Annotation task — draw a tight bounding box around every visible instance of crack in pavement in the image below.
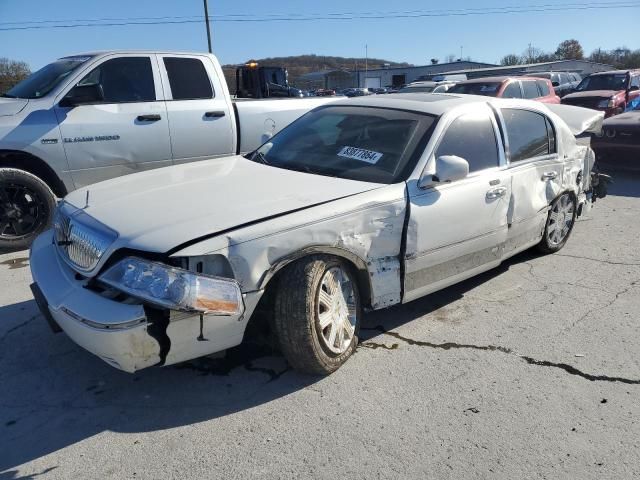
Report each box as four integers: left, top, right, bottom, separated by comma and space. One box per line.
360, 326, 640, 385
554, 253, 640, 267
0, 314, 39, 346
563, 278, 640, 332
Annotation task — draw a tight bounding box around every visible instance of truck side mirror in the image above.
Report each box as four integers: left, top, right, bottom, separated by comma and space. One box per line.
60, 84, 104, 107
419, 155, 470, 188
551, 81, 560, 87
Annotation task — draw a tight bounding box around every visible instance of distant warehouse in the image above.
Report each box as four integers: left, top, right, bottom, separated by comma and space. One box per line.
359, 59, 614, 88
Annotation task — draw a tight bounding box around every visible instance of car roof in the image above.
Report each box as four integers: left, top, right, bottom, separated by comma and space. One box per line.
329, 93, 550, 116
455, 76, 544, 84
590, 69, 640, 76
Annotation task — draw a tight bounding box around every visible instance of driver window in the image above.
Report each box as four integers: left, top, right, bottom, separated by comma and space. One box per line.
76, 57, 155, 103
435, 113, 499, 173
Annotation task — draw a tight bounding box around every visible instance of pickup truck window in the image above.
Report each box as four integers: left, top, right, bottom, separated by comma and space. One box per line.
163, 57, 214, 100
502, 108, 555, 162
435, 112, 499, 172
250, 106, 435, 184
77, 57, 155, 103
4, 56, 91, 99
576, 74, 628, 92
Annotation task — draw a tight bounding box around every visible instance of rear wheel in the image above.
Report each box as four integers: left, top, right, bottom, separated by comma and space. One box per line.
536, 192, 576, 254
0, 168, 56, 250
274, 255, 361, 375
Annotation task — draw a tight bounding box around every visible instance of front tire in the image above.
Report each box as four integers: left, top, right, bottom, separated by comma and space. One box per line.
274, 255, 361, 375
536, 192, 577, 254
0, 168, 56, 250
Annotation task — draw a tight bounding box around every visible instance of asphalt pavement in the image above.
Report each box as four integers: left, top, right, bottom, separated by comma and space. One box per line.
1, 173, 639, 479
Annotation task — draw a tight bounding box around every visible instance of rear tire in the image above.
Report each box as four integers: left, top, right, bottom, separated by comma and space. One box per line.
0, 168, 56, 250
536, 192, 576, 254
273, 255, 361, 375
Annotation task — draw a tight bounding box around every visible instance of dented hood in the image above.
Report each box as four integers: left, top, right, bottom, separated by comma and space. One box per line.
0, 97, 28, 116
64, 155, 383, 253
562, 89, 620, 101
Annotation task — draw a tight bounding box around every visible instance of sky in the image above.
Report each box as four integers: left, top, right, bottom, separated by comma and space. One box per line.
1, 0, 639, 70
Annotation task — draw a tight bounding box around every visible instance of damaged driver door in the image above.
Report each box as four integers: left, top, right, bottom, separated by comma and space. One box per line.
403, 107, 511, 302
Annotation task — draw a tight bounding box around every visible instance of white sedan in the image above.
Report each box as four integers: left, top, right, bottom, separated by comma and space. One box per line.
30, 94, 606, 375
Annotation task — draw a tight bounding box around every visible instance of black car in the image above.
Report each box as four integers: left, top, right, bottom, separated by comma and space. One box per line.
525, 71, 581, 97
592, 102, 640, 170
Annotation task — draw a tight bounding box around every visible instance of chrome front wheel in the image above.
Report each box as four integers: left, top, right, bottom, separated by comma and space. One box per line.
316, 267, 358, 355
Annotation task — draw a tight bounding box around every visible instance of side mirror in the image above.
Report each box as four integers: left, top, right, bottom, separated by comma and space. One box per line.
60, 84, 103, 107
551, 81, 560, 87
420, 155, 469, 188
629, 85, 639, 92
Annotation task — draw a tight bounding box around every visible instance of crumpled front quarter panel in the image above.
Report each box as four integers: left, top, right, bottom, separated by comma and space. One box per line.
173, 184, 407, 310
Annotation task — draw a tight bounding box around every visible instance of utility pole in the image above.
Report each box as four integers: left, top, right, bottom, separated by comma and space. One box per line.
203, 0, 212, 53
365, 44, 368, 75
460, 46, 463, 61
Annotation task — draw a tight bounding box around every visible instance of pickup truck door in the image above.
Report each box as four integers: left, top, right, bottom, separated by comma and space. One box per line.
157, 54, 235, 164
54, 54, 172, 188
403, 108, 511, 303
499, 107, 564, 257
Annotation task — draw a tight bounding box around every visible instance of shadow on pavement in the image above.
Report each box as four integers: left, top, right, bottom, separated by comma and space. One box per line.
597, 166, 640, 199
0, 248, 536, 473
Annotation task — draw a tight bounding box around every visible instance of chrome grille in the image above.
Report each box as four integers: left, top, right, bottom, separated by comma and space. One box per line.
54, 202, 117, 272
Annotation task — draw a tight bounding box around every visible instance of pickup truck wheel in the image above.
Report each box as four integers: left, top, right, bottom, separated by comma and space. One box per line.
274, 256, 361, 375
0, 168, 56, 250
536, 192, 576, 254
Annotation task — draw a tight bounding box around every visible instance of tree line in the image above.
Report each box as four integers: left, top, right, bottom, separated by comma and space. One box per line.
501, 39, 640, 69
0, 58, 30, 94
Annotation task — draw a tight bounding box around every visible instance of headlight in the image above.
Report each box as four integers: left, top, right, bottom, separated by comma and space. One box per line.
99, 257, 244, 316
597, 99, 615, 108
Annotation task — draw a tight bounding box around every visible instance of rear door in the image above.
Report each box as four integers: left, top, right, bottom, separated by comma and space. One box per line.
158, 54, 235, 164
403, 107, 511, 302
56, 54, 172, 188
499, 107, 563, 257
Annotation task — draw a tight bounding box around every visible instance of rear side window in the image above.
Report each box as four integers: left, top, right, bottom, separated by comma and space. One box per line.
78, 57, 155, 103
559, 73, 569, 84
536, 80, 550, 96
502, 108, 555, 162
435, 112, 499, 173
522, 81, 540, 99
502, 82, 522, 98
164, 57, 214, 100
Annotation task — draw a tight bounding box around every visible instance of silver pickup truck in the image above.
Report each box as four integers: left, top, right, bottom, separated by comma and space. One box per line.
0, 50, 337, 249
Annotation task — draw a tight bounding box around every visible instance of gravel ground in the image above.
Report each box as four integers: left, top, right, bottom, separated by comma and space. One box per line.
1, 173, 639, 480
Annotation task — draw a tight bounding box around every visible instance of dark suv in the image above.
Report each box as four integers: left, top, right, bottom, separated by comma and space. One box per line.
561, 70, 640, 117
525, 71, 581, 97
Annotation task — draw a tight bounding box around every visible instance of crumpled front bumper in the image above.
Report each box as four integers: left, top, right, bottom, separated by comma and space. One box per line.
29, 230, 261, 373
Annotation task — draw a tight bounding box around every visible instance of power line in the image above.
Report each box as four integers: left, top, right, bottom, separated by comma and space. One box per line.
0, 1, 636, 25
1, 2, 639, 31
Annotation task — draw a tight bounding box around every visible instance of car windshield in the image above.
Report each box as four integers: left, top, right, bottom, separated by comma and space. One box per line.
448, 82, 501, 96
575, 73, 628, 92
4, 56, 92, 99
399, 86, 435, 93
248, 106, 436, 184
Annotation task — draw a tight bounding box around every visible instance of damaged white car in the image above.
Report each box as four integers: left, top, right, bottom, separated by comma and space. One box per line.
29, 94, 607, 375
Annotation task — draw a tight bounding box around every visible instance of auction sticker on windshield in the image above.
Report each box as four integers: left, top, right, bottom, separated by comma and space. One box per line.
338, 146, 383, 164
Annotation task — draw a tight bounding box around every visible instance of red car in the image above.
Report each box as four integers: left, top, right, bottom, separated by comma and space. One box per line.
561, 69, 640, 118
447, 76, 561, 103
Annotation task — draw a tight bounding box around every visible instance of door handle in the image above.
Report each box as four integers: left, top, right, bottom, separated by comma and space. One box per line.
137, 114, 161, 122
486, 186, 508, 200
541, 171, 558, 180
205, 111, 226, 118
